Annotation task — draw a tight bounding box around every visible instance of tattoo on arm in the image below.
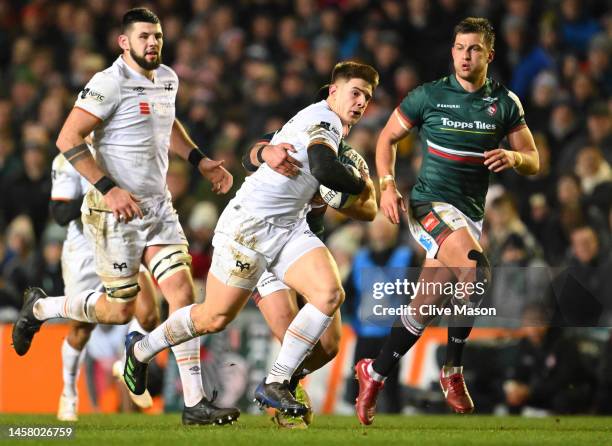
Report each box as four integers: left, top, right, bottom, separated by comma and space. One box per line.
63, 143, 91, 165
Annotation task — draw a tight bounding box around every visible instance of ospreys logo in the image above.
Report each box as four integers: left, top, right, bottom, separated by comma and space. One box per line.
235, 260, 250, 272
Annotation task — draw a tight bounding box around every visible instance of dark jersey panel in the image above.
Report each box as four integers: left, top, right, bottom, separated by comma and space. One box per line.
399, 75, 526, 220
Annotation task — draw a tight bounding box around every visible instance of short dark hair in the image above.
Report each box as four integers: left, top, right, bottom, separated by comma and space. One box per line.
331, 61, 379, 89
122, 8, 160, 33
454, 17, 495, 50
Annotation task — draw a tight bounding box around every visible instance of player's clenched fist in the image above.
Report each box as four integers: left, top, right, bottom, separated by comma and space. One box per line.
103, 186, 143, 222
198, 158, 233, 194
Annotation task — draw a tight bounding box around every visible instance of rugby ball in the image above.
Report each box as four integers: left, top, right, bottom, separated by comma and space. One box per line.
319, 164, 360, 209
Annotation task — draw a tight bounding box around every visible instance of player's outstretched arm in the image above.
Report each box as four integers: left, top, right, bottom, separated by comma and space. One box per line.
338, 176, 377, 221
376, 111, 410, 224
56, 107, 143, 222
483, 126, 539, 175
170, 119, 233, 194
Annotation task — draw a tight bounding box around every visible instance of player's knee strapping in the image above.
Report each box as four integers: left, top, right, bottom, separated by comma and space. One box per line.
104, 275, 140, 302
149, 245, 192, 283
454, 250, 491, 308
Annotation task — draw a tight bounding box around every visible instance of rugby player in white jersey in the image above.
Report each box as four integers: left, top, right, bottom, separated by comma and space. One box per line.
50, 152, 158, 421
118, 61, 379, 416
242, 124, 377, 427
12, 8, 237, 425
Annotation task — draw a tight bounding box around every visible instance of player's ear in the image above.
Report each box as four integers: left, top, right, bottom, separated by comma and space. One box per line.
488, 48, 495, 63
118, 34, 129, 51
328, 83, 338, 97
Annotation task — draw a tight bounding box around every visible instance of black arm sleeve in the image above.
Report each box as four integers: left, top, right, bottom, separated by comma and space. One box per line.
308, 144, 366, 195
49, 198, 83, 226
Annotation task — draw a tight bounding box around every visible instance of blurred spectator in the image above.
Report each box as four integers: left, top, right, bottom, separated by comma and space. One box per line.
187, 201, 218, 283
487, 233, 549, 327
538, 173, 608, 265
575, 146, 612, 218
557, 0, 601, 56
1, 142, 51, 238
485, 193, 541, 266
37, 223, 66, 297
3, 215, 40, 298
166, 157, 196, 222
343, 213, 416, 414
587, 33, 612, 96
502, 303, 596, 414
550, 226, 612, 326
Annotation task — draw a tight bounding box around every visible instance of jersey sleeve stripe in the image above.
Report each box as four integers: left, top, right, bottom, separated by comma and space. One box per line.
507, 123, 527, 135
308, 139, 337, 153
394, 107, 414, 130
73, 106, 103, 122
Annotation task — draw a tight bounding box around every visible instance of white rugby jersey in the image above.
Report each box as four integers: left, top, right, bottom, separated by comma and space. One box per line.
51, 153, 90, 248
234, 100, 343, 226
74, 55, 178, 203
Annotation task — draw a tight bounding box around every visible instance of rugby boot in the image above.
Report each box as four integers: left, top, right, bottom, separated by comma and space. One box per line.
123, 332, 148, 396
182, 394, 240, 426
354, 358, 384, 426
113, 359, 153, 409
12, 287, 47, 356
254, 379, 308, 416
439, 366, 474, 414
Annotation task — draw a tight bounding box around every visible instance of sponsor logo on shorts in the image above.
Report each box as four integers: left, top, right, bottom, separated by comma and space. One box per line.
419, 235, 434, 251
422, 212, 440, 232
113, 262, 128, 272
189, 365, 200, 373
235, 260, 250, 272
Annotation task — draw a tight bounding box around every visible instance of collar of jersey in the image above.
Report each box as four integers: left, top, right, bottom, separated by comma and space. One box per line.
116, 55, 157, 84
449, 73, 490, 97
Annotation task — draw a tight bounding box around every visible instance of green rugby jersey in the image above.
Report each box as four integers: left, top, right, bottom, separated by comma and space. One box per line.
397, 75, 526, 221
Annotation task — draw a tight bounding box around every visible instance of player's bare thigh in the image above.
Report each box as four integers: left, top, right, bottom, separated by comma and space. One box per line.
436, 227, 483, 281
282, 247, 345, 316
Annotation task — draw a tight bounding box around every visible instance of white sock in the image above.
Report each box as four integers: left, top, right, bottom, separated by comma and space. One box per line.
367, 363, 386, 383
171, 338, 205, 407
61, 339, 85, 398
266, 303, 332, 384
442, 365, 463, 377
127, 318, 148, 335
33, 290, 102, 323
134, 304, 197, 363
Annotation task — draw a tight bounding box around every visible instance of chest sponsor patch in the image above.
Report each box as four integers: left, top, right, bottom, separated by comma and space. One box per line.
486, 103, 497, 116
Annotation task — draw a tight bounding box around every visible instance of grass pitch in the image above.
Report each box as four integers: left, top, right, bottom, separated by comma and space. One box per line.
0, 413, 610, 445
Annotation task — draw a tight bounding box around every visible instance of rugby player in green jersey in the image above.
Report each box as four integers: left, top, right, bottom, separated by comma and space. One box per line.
355, 17, 539, 424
